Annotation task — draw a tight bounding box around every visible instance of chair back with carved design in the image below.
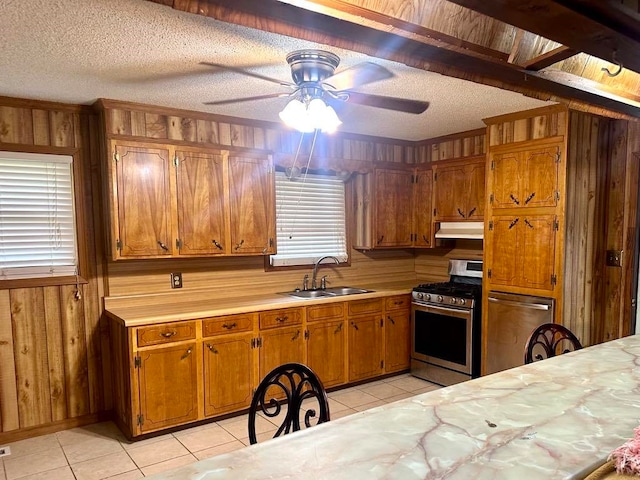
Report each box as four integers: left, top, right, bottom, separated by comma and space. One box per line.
248, 363, 330, 444
524, 323, 583, 364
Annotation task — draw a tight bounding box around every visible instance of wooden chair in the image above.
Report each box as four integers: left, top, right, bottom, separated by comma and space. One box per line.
248, 363, 330, 444
524, 323, 583, 364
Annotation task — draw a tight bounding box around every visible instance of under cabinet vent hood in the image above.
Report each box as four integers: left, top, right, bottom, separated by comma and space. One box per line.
434, 222, 484, 240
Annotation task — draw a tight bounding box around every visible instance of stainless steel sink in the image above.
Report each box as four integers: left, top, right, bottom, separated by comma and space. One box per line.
281, 286, 373, 299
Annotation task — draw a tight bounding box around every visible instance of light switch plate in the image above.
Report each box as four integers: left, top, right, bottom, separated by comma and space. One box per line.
606, 250, 622, 267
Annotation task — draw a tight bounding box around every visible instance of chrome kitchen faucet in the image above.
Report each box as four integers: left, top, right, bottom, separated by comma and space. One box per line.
310, 256, 340, 290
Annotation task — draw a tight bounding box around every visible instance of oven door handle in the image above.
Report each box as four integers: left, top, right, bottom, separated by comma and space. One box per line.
415, 304, 470, 315
488, 297, 550, 311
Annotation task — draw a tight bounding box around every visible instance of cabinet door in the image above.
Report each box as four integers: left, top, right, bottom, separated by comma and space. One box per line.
259, 326, 305, 380
113, 142, 172, 258
490, 144, 560, 209
137, 342, 198, 433
466, 160, 485, 220
228, 153, 275, 254
175, 149, 227, 255
384, 308, 411, 373
307, 320, 346, 388
203, 333, 255, 416
374, 169, 413, 247
519, 216, 557, 290
522, 146, 560, 209
433, 164, 467, 221
488, 215, 557, 291
348, 315, 383, 382
413, 169, 433, 247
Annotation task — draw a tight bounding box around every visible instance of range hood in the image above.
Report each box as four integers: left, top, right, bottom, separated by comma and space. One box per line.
434, 222, 484, 240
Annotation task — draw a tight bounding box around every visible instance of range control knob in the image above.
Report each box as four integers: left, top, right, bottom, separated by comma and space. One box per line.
450, 298, 457, 304
425, 294, 431, 302
417, 292, 424, 300
459, 298, 466, 306
437, 295, 443, 303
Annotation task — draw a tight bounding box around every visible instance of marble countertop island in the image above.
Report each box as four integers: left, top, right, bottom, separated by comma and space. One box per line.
148, 335, 640, 480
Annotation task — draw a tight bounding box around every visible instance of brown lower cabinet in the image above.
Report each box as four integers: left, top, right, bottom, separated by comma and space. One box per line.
109, 294, 410, 438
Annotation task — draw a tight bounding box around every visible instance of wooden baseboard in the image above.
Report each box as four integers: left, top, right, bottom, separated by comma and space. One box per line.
0, 411, 113, 444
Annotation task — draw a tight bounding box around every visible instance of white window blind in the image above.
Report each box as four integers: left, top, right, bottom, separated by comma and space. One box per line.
0, 151, 78, 280
271, 171, 348, 267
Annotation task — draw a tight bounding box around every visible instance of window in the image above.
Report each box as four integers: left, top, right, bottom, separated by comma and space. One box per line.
270, 170, 348, 267
0, 151, 78, 280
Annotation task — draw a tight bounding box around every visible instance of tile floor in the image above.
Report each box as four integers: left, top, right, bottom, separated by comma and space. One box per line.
0, 374, 439, 480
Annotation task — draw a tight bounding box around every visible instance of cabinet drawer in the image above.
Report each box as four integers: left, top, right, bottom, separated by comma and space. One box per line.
348, 298, 383, 316
203, 314, 255, 337
307, 303, 345, 323
259, 308, 303, 329
385, 295, 411, 311
137, 321, 196, 347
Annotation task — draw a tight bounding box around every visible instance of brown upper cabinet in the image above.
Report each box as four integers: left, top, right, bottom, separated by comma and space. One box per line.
489, 142, 561, 210
432, 157, 485, 222
354, 167, 433, 250
107, 140, 275, 260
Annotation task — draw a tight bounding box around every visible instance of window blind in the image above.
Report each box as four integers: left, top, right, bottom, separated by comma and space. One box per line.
0, 151, 78, 280
271, 171, 348, 267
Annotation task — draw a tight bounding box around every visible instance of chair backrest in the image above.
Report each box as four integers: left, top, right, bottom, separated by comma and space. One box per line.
524, 323, 583, 364
248, 362, 330, 444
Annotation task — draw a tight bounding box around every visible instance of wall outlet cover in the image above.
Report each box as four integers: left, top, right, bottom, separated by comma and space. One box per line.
606, 250, 623, 267
170, 272, 183, 288
0, 446, 11, 457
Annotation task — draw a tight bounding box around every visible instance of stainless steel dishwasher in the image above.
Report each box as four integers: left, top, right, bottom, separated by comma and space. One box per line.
484, 292, 555, 375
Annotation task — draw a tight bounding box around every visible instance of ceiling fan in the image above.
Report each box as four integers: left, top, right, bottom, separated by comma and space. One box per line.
201, 50, 430, 132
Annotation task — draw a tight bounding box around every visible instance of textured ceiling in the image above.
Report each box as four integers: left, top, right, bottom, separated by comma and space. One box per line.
0, 0, 554, 141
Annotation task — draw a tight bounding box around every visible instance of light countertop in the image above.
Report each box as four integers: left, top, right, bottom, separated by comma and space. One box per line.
145, 335, 640, 479
104, 285, 413, 327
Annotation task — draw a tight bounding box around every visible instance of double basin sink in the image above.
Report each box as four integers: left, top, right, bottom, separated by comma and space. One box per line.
281, 286, 373, 299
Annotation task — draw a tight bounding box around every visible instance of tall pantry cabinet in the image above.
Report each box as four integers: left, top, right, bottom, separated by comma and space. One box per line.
482, 106, 569, 375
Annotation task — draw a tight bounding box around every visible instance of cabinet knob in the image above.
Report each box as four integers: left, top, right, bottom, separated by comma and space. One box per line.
212, 239, 223, 250
157, 241, 169, 251
181, 347, 193, 360
234, 239, 245, 250
351, 321, 359, 331
275, 316, 288, 323
222, 322, 237, 330
206, 343, 218, 354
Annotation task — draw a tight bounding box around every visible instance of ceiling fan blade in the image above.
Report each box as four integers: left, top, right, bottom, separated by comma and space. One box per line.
204, 92, 291, 106
323, 62, 394, 91
343, 91, 429, 114
200, 62, 295, 88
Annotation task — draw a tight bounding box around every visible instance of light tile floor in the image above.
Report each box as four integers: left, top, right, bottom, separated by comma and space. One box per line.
0, 374, 440, 480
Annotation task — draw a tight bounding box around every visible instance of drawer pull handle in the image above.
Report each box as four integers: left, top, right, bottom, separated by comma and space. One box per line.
181, 347, 193, 360
206, 344, 218, 354
160, 331, 177, 338
351, 321, 359, 331
222, 322, 237, 330
393, 300, 404, 306
276, 316, 288, 323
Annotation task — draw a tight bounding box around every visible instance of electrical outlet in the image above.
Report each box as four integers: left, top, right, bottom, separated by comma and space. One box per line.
0, 446, 11, 457
606, 250, 622, 267
170, 272, 183, 288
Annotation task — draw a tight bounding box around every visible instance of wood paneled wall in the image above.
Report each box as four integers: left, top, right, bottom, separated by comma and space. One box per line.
485, 105, 568, 146
414, 241, 483, 283
0, 97, 108, 442
99, 99, 410, 165
411, 128, 486, 164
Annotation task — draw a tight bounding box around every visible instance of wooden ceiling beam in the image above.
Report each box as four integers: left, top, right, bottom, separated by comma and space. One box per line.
446, 0, 640, 75
146, 0, 640, 119
522, 46, 580, 71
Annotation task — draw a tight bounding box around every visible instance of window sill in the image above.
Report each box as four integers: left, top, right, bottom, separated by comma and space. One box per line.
0, 275, 89, 290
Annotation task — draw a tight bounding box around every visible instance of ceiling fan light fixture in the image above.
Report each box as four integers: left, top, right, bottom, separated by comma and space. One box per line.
279, 97, 341, 134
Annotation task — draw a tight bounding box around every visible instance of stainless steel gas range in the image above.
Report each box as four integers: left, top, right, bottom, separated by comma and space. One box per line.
410, 259, 482, 386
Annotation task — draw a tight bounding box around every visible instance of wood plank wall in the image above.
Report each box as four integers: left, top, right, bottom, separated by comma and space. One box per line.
411, 128, 486, 164
0, 97, 108, 442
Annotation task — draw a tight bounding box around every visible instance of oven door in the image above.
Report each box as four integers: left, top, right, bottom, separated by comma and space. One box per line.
411, 302, 473, 375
